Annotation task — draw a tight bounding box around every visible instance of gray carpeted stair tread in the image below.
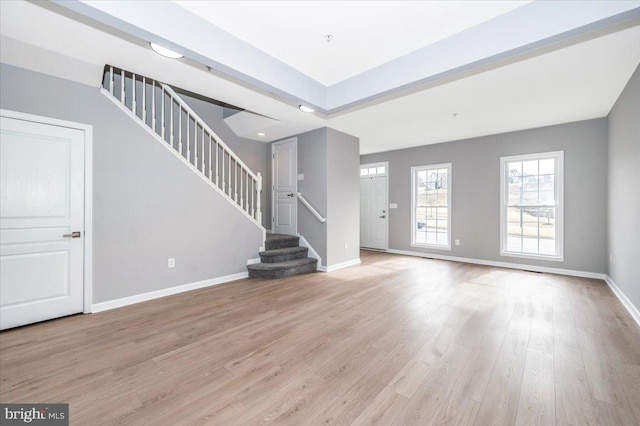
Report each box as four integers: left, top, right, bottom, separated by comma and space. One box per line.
260, 246, 307, 256
259, 246, 308, 263
248, 257, 316, 271
248, 257, 317, 279
250, 234, 316, 279
265, 234, 300, 250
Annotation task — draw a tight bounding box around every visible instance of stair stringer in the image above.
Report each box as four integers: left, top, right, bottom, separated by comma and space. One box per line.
297, 233, 323, 271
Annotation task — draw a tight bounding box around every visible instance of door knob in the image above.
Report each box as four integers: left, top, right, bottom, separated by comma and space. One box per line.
63, 231, 82, 238
287, 193, 295, 197
379, 215, 386, 219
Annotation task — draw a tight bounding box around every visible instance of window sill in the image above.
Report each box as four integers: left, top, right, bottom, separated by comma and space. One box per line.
500, 251, 564, 262
411, 243, 452, 251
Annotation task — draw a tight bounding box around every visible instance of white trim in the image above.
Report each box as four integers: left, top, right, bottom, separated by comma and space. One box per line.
100, 89, 266, 244
91, 272, 248, 313
0, 109, 94, 314
387, 248, 605, 279
605, 275, 640, 327
297, 233, 323, 269
247, 258, 261, 265
319, 258, 362, 272
411, 162, 452, 250
500, 151, 564, 262
271, 137, 298, 235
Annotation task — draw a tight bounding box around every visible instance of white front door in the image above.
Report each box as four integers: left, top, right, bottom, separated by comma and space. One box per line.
272, 138, 297, 235
360, 174, 388, 250
0, 115, 86, 330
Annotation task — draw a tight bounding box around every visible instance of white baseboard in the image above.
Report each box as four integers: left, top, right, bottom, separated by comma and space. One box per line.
318, 258, 361, 272
91, 272, 248, 313
605, 275, 640, 327
386, 249, 606, 280
247, 258, 261, 265
297, 234, 323, 270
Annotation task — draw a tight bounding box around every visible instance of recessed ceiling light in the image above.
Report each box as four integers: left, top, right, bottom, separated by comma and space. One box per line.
257, 132, 265, 136
299, 105, 315, 113
149, 43, 184, 59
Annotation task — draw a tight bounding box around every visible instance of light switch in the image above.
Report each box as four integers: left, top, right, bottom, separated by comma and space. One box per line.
297, 174, 304, 180
389, 203, 398, 209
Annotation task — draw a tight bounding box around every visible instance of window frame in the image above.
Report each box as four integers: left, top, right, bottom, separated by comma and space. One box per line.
500, 151, 564, 262
360, 162, 388, 177
411, 163, 452, 250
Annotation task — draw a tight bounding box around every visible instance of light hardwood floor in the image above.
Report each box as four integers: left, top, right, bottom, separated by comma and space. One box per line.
1, 250, 639, 425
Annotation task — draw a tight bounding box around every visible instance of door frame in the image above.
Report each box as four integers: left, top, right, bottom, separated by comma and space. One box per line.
1, 109, 93, 314
360, 161, 389, 250
271, 137, 298, 235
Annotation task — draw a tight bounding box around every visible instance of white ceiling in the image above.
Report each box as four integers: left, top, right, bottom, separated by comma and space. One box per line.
175, 0, 531, 86
1, 0, 639, 155
331, 24, 640, 154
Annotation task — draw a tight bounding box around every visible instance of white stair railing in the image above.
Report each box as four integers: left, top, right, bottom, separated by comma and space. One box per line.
100, 66, 262, 225
296, 192, 326, 223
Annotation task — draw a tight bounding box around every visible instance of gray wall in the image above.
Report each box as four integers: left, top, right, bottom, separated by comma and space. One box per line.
361, 118, 608, 274
296, 128, 329, 263
1, 63, 263, 303
608, 64, 640, 310
327, 128, 360, 266
177, 94, 271, 229
271, 127, 360, 268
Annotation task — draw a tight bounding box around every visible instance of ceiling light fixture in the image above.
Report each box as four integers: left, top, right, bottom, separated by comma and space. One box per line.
299, 105, 315, 113
149, 42, 184, 59
257, 132, 265, 136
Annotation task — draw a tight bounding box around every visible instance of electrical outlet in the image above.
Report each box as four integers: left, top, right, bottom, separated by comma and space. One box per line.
344, 242, 348, 250
455, 239, 460, 246
168, 258, 175, 268
610, 254, 613, 263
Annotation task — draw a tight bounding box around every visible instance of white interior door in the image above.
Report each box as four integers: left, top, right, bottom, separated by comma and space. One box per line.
272, 138, 297, 235
1, 115, 85, 330
360, 175, 388, 250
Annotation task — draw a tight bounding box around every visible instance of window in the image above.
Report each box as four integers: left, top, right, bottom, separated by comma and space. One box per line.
360, 164, 386, 176
500, 151, 563, 261
411, 163, 451, 249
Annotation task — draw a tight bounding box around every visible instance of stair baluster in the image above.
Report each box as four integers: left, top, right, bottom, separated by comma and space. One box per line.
100, 66, 262, 226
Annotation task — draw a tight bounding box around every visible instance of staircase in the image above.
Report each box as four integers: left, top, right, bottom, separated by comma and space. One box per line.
100, 65, 263, 228
101, 66, 317, 280
248, 234, 317, 279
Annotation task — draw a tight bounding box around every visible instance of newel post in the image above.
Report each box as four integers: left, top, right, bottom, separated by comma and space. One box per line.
256, 172, 262, 224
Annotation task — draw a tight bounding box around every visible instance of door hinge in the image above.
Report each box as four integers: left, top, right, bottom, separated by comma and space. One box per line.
272, 217, 275, 222
272, 153, 275, 159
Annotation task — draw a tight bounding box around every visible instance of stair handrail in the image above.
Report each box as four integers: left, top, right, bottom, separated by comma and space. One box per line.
160, 83, 258, 181
296, 192, 327, 223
